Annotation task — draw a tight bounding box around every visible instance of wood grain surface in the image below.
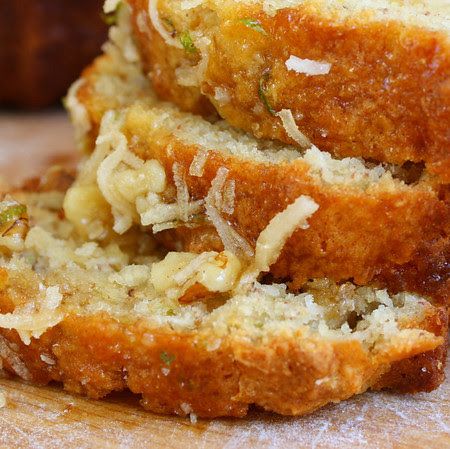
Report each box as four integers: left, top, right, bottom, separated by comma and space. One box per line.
0, 110, 448, 449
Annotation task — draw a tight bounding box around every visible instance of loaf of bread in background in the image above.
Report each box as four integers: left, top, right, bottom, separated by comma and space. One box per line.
0, 0, 107, 108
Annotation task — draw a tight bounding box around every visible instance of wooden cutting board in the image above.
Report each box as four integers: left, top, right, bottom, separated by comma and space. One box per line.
0, 110, 448, 449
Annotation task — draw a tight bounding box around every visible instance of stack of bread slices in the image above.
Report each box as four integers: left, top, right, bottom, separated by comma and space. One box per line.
0, 0, 448, 419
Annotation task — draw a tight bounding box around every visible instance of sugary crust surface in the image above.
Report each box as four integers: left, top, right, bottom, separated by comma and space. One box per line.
0, 297, 446, 418
0, 168, 446, 419
76, 55, 450, 305
128, 0, 450, 182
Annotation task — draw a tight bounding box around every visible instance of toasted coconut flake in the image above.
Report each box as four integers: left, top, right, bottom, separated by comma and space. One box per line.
189, 150, 209, 177
148, 0, 183, 49
221, 179, 235, 215
239, 195, 318, 287
205, 168, 253, 259
285, 55, 331, 76
276, 109, 311, 148
181, 0, 202, 9
173, 163, 190, 222
254, 195, 319, 273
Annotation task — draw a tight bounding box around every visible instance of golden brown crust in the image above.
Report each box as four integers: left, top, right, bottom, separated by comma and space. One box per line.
0, 169, 445, 418
128, 0, 450, 183
0, 302, 446, 418
0, 0, 107, 108
75, 55, 450, 305
372, 236, 450, 307
373, 307, 448, 393
125, 115, 450, 304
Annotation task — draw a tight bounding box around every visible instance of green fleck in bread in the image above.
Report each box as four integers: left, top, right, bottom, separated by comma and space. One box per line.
123, 0, 450, 182
66, 11, 450, 303
0, 173, 445, 418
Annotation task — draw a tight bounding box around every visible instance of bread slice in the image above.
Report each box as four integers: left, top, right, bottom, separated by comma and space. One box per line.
66, 23, 450, 304
123, 0, 450, 182
0, 171, 446, 418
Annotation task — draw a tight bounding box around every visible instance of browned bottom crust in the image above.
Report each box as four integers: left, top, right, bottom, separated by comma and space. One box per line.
0, 306, 446, 418
0, 174, 445, 418
373, 308, 448, 393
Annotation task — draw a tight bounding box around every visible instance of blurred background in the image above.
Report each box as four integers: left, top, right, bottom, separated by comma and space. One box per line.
0, 0, 107, 108
0, 0, 108, 184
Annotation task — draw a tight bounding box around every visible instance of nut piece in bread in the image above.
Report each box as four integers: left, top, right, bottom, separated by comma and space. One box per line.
0, 174, 446, 418
66, 25, 450, 304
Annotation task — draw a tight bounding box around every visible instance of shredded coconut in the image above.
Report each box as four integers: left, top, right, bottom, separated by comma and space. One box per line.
109, 265, 151, 287
0, 312, 63, 345
221, 179, 235, 215
96, 112, 143, 234
276, 109, 311, 148
107, 4, 140, 63
85, 115, 203, 234
0, 284, 64, 345
137, 190, 203, 232
40, 354, 56, 366
65, 79, 91, 150
103, 0, 121, 13
136, 11, 151, 35
172, 163, 191, 222
285, 55, 332, 75
43, 286, 63, 310
254, 195, 318, 273
205, 168, 253, 259
304, 146, 386, 186
189, 150, 209, 177
239, 195, 318, 287
138, 194, 202, 230
175, 36, 211, 87
173, 252, 217, 286
148, 0, 183, 49
181, 0, 202, 8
